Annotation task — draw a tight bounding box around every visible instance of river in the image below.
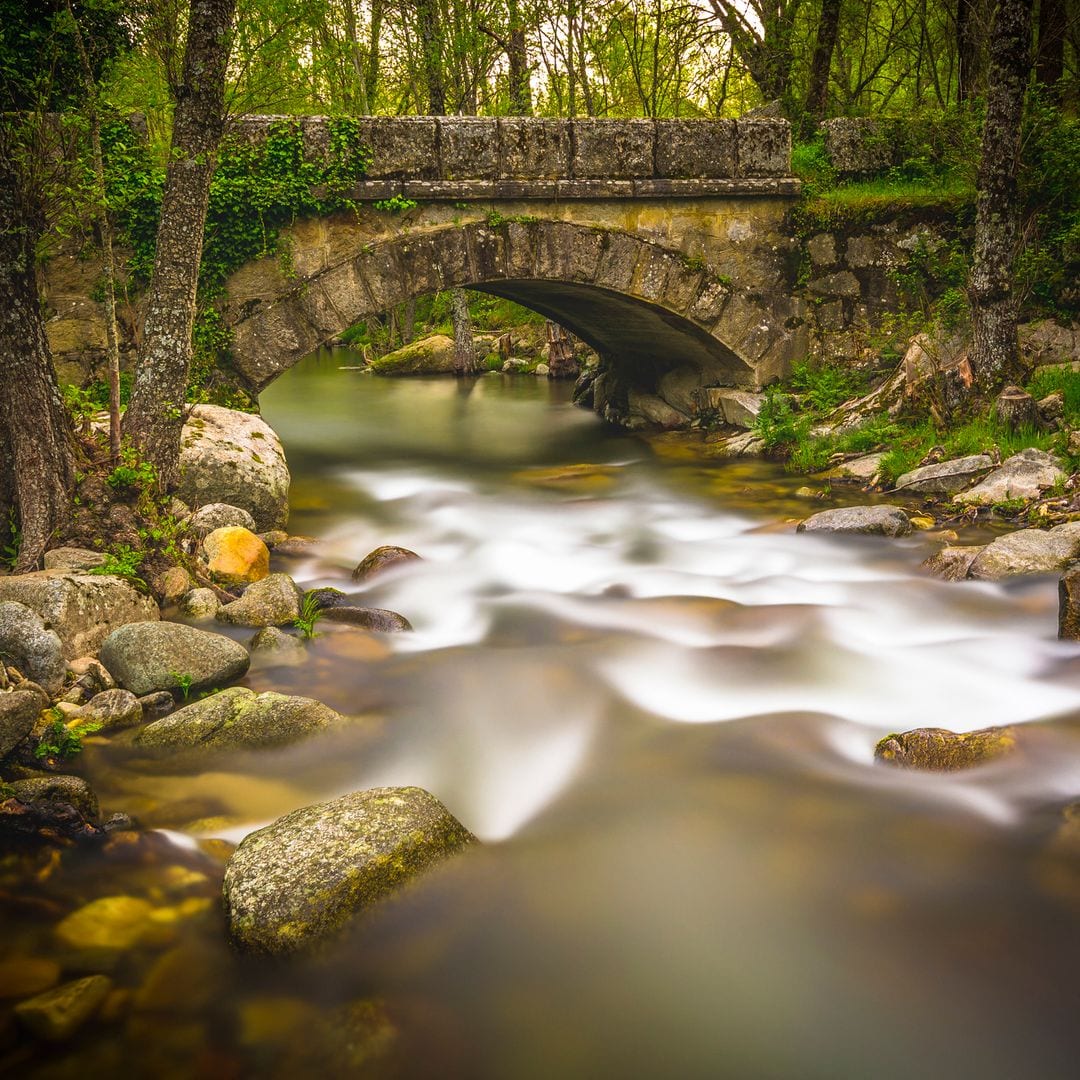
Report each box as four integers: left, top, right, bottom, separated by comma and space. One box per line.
6, 350, 1080, 1078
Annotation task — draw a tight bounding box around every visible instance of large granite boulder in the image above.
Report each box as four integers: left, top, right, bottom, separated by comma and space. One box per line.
132, 686, 342, 753
177, 405, 290, 531
223, 786, 476, 956
99, 622, 249, 697
368, 335, 456, 375
0, 572, 158, 660
953, 448, 1065, 506
216, 573, 302, 628
921, 546, 984, 582
796, 505, 912, 537
0, 602, 66, 693
0, 689, 44, 760
967, 522, 1080, 580
894, 454, 993, 495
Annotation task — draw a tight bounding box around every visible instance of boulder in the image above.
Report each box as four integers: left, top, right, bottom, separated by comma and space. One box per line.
99, 622, 250, 697
178, 588, 221, 620
369, 335, 456, 375
157, 567, 193, 606
894, 454, 994, 495
0, 602, 66, 693
138, 691, 175, 721
74, 689, 143, 732
703, 388, 764, 429
43, 548, 106, 572
187, 503, 258, 537
1059, 568, 1080, 639
321, 606, 412, 632
875, 726, 1017, 770
9, 776, 99, 821
177, 404, 290, 531
626, 389, 687, 430
222, 786, 476, 956
819, 452, 885, 483
0, 690, 43, 760
67, 657, 115, 691
54, 895, 156, 952
132, 687, 343, 754
351, 546, 422, 583
796, 505, 912, 537
953, 448, 1065, 506
216, 573, 302, 628
249, 626, 306, 659
0, 572, 158, 661
14, 975, 113, 1041
967, 522, 1080, 580
922, 546, 984, 582
200, 527, 269, 586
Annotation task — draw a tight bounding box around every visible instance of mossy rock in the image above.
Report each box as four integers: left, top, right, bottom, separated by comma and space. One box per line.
368, 335, 456, 375
874, 725, 1017, 771
223, 786, 476, 956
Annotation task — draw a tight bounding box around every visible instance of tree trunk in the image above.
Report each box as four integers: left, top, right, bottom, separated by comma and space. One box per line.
124, 0, 236, 488
450, 288, 476, 375
0, 159, 76, 572
969, 0, 1033, 391
507, 0, 531, 114
957, 0, 983, 101
416, 0, 445, 114
806, 0, 842, 122
545, 321, 578, 378
1036, 0, 1066, 94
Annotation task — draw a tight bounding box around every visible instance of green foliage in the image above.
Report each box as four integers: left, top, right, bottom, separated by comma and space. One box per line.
372, 195, 418, 213
105, 454, 156, 492
2, 509, 22, 570
1025, 367, 1080, 426
89, 544, 146, 588
790, 136, 836, 193
34, 712, 101, 763
789, 360, 866, 414
754, 386, 803, 451
294, 592, 324, 639
170, 671, 194, 701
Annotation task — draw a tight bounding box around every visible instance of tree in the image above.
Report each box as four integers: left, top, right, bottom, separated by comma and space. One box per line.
806, 0, 842, 122
707, 1, 803, 106
968, 0, 1034, 390
1036, 0, 1067, 96
124, 0, 238, 488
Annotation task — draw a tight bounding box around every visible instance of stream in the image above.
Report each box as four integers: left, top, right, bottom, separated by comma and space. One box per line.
7, 350, 1080, 1078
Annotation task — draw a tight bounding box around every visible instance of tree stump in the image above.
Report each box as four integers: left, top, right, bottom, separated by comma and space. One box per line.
545, 321, 578, 379
995, 385, 1039, 431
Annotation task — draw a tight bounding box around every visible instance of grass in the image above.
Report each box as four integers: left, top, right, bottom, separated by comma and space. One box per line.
793, 177, 976, 235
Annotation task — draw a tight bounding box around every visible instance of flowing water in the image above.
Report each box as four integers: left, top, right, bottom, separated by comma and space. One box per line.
5, 350, 1080, 1078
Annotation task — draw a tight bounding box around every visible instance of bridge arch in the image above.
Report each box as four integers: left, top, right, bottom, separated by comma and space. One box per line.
224, 216, 793, 414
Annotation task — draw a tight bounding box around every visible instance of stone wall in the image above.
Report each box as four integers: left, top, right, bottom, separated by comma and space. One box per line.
230, 115, 797, 199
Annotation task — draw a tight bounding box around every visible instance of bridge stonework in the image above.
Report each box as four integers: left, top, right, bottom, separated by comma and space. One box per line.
222, 116, 806, 426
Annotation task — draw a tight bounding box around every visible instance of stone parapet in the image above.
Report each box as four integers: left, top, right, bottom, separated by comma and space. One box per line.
229, 115, 795, 189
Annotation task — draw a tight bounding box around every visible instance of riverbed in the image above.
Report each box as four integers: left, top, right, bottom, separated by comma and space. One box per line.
6, 351, 1080, 1078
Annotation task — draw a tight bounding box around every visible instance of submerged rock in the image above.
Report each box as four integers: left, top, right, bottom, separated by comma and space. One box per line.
133, 686, 343, 753
216, 573, 302, 628
14, 975, 113, 1041
223, 786, 476, 956
9, 776, 99, 822
874, 726, 1017, 770
249, 626, 306, 657
0, 571, 159, 660
200, 527, 270, 587
0, 602, 66, 694
320, 607, 412, 632
178, 404, 290, 531
54, 895, 156, 952
922, 546, 984, 582
797, 505, 912, 537
953, 448, 1065, 506
99, 622, 250, 697
894, 454, 993, 495
967, 521, 1080, 580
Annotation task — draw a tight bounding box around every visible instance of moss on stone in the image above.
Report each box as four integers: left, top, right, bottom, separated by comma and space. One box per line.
874, 725, 1018, 771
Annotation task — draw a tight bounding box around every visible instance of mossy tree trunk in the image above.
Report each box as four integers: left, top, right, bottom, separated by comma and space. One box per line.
968, 0, 1033, 392
450, 288, 477, 375
124, 0, 236, 488
806, 0, 841, 123
0, 157, 76, 571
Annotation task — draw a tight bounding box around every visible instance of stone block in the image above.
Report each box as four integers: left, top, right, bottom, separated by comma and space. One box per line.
497, 118, 570, 179
654, 120, 736, 178
807, 270, 861, 298
359, 117, 438, 180
704, 389, 764, 429
844, 234, 884, 268
571, 120, 654, 178
736, 119, 791, 177
821, 117, 890, 176
807, 233, 837, 267
438, 117, 498, 179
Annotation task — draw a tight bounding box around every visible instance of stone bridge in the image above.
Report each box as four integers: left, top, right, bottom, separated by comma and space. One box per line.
222, 116, 806, 423
46, 116, 811, 427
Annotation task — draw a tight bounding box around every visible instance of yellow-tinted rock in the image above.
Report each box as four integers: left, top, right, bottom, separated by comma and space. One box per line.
512, 463, 620, 494
54, 895, 156, 951
0, 957, 61, 999
200, 527, 269, 586
874, 725, 1017, 770
14, 975, 112, 1041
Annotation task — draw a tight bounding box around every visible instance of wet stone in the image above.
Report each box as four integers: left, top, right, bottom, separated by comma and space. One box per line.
320, 607, 413, 632
75, 688, 143, 732
797, 505, 912, 537
14, 975, 113, 1041
875, 726, 1018, 770
0, 957, 62, 999
10, 776, 99, 822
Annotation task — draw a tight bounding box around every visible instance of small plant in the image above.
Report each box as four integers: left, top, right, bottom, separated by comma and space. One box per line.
106, 450, 157, 492
992, 498, 1029, 516
294, 592, 325, 639
754, 386, 802, 451
90, 545, 147, 588
34, 712, 102, 764
1, 509, 20, 570
171, 671, 195, 701
373, 195, 417, 214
